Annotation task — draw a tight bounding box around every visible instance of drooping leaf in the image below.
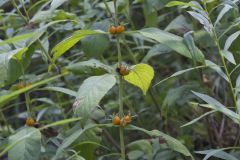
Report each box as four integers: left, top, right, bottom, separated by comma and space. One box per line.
141, 44, 171, 62
127, 140, 153, 159
55, 123, 112, 158
126, 125, 194, 159
0, 73, 67, 106
0, 48, 28, 87
196, 149, 239, 160
183, 31, 205, 63
50, 0, 68, 10
66, 59, 113, 75
138, 28, 194, 60
166, 1, 200, 8
124, 64, 154, 95
8, 127, 41, 160
153, 65, 207, 87
82, 35, 110, 58
205, 60, 229, 82
224, 31, 240, 51
1, 118, 81, 158
187, 11, 212, 33
181, 110, 216, 127
165, 15, 192, 32
51, 30, 104, 62
221, 50, 236, 65
0, 33, 36, 47
42, 86, 77, 97
192, 91, 240, 123
214, 4, 233, 26
74, 74, 116, 120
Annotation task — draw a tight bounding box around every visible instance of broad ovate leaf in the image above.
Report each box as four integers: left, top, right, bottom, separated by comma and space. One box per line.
74, 74, 116, 120
124, 64, 154, 95
8, 127, 41, 160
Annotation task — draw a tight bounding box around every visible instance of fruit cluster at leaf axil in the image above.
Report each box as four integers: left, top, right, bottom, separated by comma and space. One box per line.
25, 118, 35, 126
116, 65, 130, 76
108, 25, 125, 34
112, 114, 132, 127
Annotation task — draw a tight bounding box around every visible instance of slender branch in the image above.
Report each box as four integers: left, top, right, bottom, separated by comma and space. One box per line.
204, 5, 238, 111
11, 0, 28, 23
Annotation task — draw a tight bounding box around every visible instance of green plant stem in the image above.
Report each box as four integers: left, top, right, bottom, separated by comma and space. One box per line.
103, 0, 113, 18
19, 0, 29, 20
24, 92, 31, 117
11, 0, 28, 23
114, 0, 125, 159
204, 5, 238, 111
117, 36, 126, 160
0, 112, 11, 134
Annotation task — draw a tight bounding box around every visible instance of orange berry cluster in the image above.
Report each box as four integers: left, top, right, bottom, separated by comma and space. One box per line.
108, 25, 125, 34
112, 114, 132, 127
25, 118, 35, 126
116, 65, 130, 76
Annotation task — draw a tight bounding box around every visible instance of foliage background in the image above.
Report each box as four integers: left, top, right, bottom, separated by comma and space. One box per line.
1, 0, 240, 160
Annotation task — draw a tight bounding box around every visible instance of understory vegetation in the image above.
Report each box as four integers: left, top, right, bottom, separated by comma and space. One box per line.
1, 0, 240, 160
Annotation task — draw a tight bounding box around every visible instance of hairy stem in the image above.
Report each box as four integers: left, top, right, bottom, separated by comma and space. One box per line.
114, 0, 125, 159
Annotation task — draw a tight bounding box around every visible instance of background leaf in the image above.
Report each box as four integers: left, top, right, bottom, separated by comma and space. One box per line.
8, 127, 41, 160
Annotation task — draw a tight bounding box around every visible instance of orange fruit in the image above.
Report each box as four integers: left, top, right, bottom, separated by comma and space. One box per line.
26, 118, 35, 126
116, 25, 125, 33
112, 115, 121, 125
124, 115, 132, 124
109, 26, 117, 34
117, 65, 130, 76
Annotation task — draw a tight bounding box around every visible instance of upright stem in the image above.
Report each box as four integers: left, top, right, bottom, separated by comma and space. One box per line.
204, 5, 238, 111
114, 0, 125, 159
24, 92, 31, 117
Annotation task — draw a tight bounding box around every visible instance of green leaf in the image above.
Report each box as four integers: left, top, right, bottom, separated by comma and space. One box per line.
183, 32, 205, 64
181, 110, 216, 127
196, 149, 239, 160
0, 73, 67, 106
127, 140, 153, 159
82, 35, 110, 58
42, 86, 77, 97
0, 33, 36, 47
74, 74, 116, 120
66, 59, 113, 75
205, 60, 229, 82
124, 63, 154, 95
0, 118, 81, 158
55, 123, 112, 158
8, 127, 41, 160
166, 1, 200, 8
187, 11, 212, 33
224, 30, 240, 51
214, 4, 233, 26
153, 65, 207, 87
126, 125, 193, 159
0, 48, 28, 87
51, 30, 104, 62
192, 91, 240, 123
141, 44, 171, 62
50, 0, 67, 10
138, 28, 194, 60
221, 50, 236, 65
